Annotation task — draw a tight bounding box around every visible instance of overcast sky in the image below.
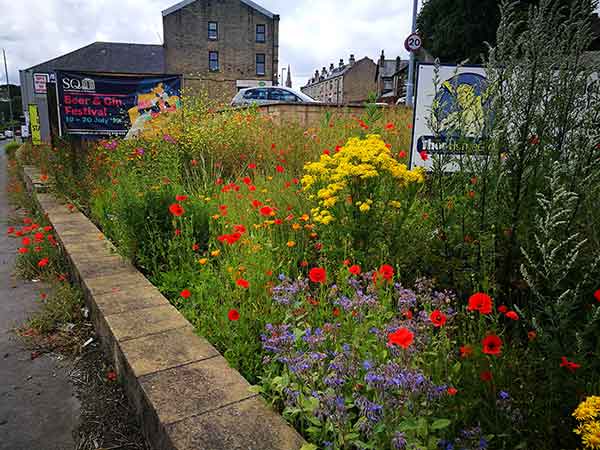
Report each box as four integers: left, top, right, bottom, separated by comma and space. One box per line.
0, 0, 417, 89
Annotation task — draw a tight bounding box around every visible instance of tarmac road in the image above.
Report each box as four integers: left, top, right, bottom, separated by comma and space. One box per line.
0, 140, 80, 450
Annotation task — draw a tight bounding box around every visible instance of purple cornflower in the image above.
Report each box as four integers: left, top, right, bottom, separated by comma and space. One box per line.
392, 432, 407, 449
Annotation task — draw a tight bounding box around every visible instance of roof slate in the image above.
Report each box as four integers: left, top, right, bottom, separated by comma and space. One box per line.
24, 42, 165, 74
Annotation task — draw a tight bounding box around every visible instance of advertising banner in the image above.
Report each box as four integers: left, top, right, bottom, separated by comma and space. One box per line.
410, 63, 489, 171
56, 71, 182, 139
28, 104, 41, 145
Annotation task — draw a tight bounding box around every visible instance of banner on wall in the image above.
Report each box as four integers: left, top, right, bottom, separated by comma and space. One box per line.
28, 104, 41, 145
55, 71, 182, 139
409, 63, 489, 171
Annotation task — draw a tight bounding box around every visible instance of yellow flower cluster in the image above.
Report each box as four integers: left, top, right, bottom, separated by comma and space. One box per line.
302, 135, 424, 224
574, 396, 600, 449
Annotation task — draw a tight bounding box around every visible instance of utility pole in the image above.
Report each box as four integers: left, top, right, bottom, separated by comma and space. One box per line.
406, 0, 418, 107
2, 49, 15, 140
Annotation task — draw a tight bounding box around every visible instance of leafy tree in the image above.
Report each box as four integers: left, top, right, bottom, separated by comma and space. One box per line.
417, 0, 591, 63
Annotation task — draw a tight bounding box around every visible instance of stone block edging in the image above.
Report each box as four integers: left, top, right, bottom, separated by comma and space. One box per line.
22, 165, 305, 450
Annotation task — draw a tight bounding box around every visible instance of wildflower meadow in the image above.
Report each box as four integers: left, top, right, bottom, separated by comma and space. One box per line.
13, 1, 600, 449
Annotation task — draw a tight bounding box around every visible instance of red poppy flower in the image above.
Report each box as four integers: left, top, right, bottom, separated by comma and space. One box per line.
497, 305, 508, 313
276, 165, 284, 173
332, 307, 340, 317
560, 356, 581, 373
467, 292, 493, 315
176, 195, 188, 201
233, 224, 246, 233
180, 289, 191, 299
398, 151, 407, 158
18, 247, 28, 254
309, 267, 327, 284
228, 309, 240, 321
169, 203, 185, 216
248, 163, 257, 169
274, 219, 283, 225
260, 206, 274, 216
323, 149, 330, 155
251, 199, 263, 208
335, 145, 342, 153
379, 264, 394, 280
37, 258, 49, 268
7, 226, 15, 234
242, 176, 252, 185
174, 229, 181, 236
527, 330, 537, 341
236, 278, 250, 289
385, 122, 395, 130
447, 387, 458, 396
34, 232, 44, 242
419, 150, 428, 161
385, 143, 392, 149
430, 309, 447, 327
22, 237, 31, 246
248, 185, 256, 191
343, 259, 351, 266
482, 334, 502, 355
460, 345, 473, 358
480, 370, 493, 382
594, 289, 600, 303
403, 310, 413, 320
349, 265, 361, 275
192, 243, 200, 251
505, 311, 519, 321
216, 178, 223, 185
388, 327, 414, 349
23, 218, 32, 225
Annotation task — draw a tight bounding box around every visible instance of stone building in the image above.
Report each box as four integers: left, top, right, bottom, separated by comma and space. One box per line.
163, 0, 280, 101
301, 55, 377, 105
375, 51, 408, 105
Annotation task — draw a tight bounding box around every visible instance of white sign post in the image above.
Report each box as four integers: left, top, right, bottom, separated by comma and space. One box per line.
409, 63, 489, 171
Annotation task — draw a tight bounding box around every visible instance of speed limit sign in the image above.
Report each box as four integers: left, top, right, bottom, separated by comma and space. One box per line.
404, 33, 422, 53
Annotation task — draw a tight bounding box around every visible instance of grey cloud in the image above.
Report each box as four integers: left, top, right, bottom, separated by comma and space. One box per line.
0, 0, 417, 89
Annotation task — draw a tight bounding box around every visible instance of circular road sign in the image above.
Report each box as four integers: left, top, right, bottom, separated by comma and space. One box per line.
404, 33, 422, 53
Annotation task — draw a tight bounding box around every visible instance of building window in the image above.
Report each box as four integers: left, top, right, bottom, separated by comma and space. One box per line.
209, 51, 219, 71
256, 24, 266, 43
208, 22, 218, 40
256, 53, 266, 76
383, 78, 393, 92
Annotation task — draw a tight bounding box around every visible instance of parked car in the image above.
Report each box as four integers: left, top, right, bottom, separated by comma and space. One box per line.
231, 86, 317, 107
4, 130, 14, 138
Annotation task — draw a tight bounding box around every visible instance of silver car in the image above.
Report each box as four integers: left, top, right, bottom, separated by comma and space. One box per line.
231, 86, 317, 106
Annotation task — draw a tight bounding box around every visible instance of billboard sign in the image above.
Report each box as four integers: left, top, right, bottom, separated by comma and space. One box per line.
410, 63, 490, 170
55, 71, 182, 139
33, 73, 49, 94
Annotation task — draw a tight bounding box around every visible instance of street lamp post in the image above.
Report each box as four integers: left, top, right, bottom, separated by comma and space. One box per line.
2, 49, 15, 140
406, 0, 418, 107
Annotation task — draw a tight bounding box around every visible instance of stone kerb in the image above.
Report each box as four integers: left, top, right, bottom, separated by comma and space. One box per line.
21, 165, 305, 450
